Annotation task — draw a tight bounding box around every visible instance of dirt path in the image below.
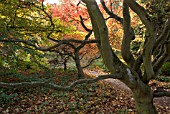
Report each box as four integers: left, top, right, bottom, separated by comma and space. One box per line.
84, 69, 131, 93
84, 69, 170, 113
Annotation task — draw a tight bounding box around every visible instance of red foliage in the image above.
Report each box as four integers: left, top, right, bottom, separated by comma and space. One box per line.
48, 0, 90, 32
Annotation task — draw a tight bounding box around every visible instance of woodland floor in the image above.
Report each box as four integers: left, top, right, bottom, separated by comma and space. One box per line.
84, 68, 170, 114
0, 68, 170, 114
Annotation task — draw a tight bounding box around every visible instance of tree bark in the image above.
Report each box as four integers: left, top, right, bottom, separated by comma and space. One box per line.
132, 84, 157, 114
74, 50, 85, 79
135, 101, 157, 114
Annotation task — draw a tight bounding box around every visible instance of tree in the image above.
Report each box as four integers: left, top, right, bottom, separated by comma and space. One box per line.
0, 0, 170, 113
82, 0, 170, 113
0, 0, 97, 79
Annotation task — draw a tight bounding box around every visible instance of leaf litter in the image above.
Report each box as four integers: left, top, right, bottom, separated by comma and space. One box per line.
0, 69, 169, 113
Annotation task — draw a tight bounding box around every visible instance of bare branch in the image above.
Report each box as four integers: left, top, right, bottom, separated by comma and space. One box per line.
153, 18, 170, 54
0, 73, 122, 90
0, 39, 74, 51
153, 90, 170, 98
80, 15, 92, 32
153, 41, 170, 73
86, 5, 101, 50
82, 55, 101, 68
46, 37, 99, 44
141, 30, 158, 82
77, 30, 93, 50
152, 45, 164, 65
121, 1, 135, 67
0, 38, 99, 51
100, 0, 123, 24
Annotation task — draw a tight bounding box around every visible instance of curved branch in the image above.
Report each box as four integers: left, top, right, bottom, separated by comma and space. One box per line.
0, 39, 75, 51
83, 0, 122, 73
123, 0, 157, 82
0, 73, 122, 90
80, 15, 92, 32
0, 39, 99, 51
82, 55, 101, 68
100, 0, 123, 24
153, 41, 170, 74
121, 1, 135, 67
133, 55, 143, 78
78, 30, 93, 49
153, 18, 170, 54
124, 0, 154, 33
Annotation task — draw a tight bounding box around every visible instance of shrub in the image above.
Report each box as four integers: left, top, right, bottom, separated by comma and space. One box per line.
161, 62, 170, 76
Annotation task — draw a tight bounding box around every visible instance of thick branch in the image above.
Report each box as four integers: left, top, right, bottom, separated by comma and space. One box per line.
142, 30, 158, 82
133, 55, 143, 78
82, 0, 140, 91
85, 5, 101, 50
0, 39, 75, 51
121, 2, 135, 67
82, 0, 121, 73
124, 0, 154, 33
123, 1, 156, 82
142, 42, 155, 82
0, 73, 122, 90
0, 39, 99, 51
153, 90, 170, 98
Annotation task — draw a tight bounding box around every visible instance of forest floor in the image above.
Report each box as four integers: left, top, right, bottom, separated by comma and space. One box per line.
84, 68, 170, 113
0, 68, 170, 113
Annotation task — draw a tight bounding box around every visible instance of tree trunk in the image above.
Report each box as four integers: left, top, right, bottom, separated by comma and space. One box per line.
74, 50, 85, 79
132, 83, 157, 114
63, 59, 67, 71
135, 101, 157, 114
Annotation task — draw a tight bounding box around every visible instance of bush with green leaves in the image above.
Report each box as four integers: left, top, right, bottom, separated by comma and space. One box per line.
161, 62, 170, 76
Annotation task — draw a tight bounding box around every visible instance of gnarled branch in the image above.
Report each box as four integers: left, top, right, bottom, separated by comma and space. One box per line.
153, 40, 170, 74
0, 73, 122, 90
153, 18, 170, 54
100, 0, 123, 24
125, 0, 156, 83
0, 39, 99, 51
121, 1, 135, 68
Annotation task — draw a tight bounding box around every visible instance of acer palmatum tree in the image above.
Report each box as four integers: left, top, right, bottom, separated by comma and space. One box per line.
0, 0, 98, 79
81, 0, 170, 113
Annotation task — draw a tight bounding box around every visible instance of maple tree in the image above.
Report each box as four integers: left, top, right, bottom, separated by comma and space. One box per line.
0, 0, 99, 79
0, 0, 170, 113
46, 0, 101, 78
82, 0, 170, 113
